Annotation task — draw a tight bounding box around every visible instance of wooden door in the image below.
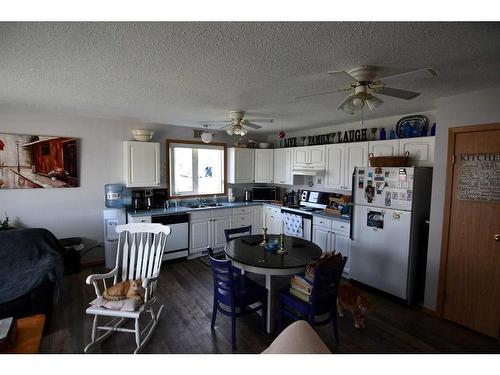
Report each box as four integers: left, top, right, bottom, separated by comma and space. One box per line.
440, 124, 500, 338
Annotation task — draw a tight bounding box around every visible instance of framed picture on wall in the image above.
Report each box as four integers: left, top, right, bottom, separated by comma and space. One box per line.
0, 133, 79, 189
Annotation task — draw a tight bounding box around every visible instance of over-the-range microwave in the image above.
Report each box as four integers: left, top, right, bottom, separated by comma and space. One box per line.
252, 187, 277, 202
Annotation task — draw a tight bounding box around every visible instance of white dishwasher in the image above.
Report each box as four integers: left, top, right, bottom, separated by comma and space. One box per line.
151, 213, 189, 260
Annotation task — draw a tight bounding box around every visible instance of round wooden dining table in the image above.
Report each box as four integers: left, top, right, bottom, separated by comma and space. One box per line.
224, 234, 322, 333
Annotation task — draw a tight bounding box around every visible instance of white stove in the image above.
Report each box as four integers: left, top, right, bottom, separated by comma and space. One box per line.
280, 190, 329, 241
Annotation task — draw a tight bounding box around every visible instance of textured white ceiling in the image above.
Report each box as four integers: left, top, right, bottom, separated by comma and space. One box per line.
1, 22, 499, 133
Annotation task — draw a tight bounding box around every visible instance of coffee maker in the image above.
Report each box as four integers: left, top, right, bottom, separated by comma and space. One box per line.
131, 190, 146, 211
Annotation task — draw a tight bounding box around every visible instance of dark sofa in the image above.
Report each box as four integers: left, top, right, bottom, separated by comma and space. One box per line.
0, 228, 64, 322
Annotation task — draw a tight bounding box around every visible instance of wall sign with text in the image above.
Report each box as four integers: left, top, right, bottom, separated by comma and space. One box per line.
457, 153, 499, 202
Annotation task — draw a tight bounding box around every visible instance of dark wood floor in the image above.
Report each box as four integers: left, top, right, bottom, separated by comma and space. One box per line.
40, 258, 500, 354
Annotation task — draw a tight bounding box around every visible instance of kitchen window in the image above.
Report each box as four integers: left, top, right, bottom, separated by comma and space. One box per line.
167, 140, 226, 197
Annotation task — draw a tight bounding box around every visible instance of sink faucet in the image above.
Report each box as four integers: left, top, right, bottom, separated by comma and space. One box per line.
213, 195, 218, 205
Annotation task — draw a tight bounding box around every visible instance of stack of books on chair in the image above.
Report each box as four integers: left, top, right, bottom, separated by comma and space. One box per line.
289, 274, 313, 303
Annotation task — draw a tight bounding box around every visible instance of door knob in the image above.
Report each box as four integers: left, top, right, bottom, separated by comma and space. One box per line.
495, 234, 500, 242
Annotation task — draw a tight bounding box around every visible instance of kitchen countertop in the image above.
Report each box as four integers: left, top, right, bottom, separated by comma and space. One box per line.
127, 201, 351, 222
127, 201, 266, 217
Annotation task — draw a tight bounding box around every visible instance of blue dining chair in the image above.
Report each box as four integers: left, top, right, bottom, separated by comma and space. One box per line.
224, 225, 252, 243
278, 256, 347, 345
208, 247, 267, 352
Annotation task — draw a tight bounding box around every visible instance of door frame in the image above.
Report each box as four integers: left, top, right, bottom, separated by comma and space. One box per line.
436, 123, 500, 318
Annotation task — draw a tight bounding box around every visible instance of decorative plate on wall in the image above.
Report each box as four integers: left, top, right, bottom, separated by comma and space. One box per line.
395, 115, 429, 138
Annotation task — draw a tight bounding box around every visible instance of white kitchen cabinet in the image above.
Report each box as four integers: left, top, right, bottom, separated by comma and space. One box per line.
254, 149, 274, 183
189, 209, 232, 255
190, 219, 211, 254
273, 148, 293, 185
399, 137, 435, 167
334, 233, 351, 276
123, 141, 160, 188
325, 144, 345, 190
227, 148, 255, 183
293, 145, 326, 169
252, 205, 262, 235
212, 216, 233, 249
368, 139, 399, 157
263, 205, 282, 234
127, 214, 152, 224
312, 225, 331, 252
312, 216, 351, 277
344, 141, 369, 191
309, 145, 326, 168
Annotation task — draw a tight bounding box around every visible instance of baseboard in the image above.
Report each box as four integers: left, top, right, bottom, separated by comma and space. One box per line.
420, 306, 440, 318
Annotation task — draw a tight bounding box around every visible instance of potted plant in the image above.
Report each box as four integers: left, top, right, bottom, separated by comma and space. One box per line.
48, 167, 67, 181
0, 213, 12, 231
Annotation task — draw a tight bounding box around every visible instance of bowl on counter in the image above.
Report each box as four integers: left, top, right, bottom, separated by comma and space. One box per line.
131, 129, 154, 141
258, 142, 272, 149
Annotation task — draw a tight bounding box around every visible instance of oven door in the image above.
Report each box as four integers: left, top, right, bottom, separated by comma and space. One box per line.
281, 209, 312, 241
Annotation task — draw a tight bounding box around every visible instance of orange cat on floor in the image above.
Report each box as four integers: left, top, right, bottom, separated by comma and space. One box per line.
103, 279, 145, 301
337, 284, 372, 328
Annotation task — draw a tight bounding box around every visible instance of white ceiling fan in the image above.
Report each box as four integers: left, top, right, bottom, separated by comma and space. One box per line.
203, 110, 273, 136
296, 65, 439, 115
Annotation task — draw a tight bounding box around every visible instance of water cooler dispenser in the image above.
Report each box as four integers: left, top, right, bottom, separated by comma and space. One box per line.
103, 184, 127, 269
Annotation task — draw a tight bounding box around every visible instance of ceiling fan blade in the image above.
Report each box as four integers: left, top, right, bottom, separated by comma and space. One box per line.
377, 67, 439, 83
204, 120, 231, 124
246, 118, 274, 123
218, 124, 231, 130
295, 88, 345, 99
243, 122, 262, 130
375, 86, 420, 100
328, 70, 359, 82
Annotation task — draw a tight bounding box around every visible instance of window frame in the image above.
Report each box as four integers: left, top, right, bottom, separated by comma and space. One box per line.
166, 139, 227, 199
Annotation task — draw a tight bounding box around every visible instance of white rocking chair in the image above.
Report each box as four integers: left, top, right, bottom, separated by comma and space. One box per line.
84, 223, 171, 353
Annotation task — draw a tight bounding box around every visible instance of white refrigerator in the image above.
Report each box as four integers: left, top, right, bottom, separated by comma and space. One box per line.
350, 167, 432, 304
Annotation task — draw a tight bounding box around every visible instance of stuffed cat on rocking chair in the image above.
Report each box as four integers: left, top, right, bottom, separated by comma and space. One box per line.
337, 284, 372, 329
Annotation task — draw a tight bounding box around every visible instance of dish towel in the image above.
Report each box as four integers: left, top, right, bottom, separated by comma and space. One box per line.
282, 212, 303, 238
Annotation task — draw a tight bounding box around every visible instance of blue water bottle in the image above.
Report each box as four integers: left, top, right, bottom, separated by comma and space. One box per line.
431, 123, 436, 136
380, 128, 386, 140
105, 184, 124, 208
389, 129, 396, 139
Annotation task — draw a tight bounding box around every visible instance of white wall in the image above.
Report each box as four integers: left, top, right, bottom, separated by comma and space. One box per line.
423, 87, 500, 310
0, 106, 235, 263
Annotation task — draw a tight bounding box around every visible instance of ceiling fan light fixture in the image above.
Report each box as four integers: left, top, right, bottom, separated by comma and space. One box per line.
201, 131, 213, 143
365, 95, 384, 111
226, 127, 234, 136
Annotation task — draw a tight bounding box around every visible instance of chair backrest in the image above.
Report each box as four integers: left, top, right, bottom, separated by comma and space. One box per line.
114, 223, 171, 284
207, 247, 235, 307
224, 225, 252, 243
310, 256, 347, 316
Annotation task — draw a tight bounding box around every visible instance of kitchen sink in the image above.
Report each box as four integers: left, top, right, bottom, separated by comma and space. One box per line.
186, 203, 224, 208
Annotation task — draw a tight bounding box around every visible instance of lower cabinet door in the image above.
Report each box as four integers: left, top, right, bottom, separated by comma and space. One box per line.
252, 206, 262, 235
190, 219, 211, 254
312, 225, 330, 252
333, 233, 351, 277
212, 216, 233, 249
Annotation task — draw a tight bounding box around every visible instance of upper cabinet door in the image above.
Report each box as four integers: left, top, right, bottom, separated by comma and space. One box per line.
124, 141, 160, 187
309, 145, 326, 168
293, 146, 309, 168
273, 149, 284, 184
228, 148, 255, 183
399, 137, 435, 167
368, 139, 399, 157
325, 144, 345, 190
344, 141, 369, 191
282, 148, 294, 185
255, 149, 274, 183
